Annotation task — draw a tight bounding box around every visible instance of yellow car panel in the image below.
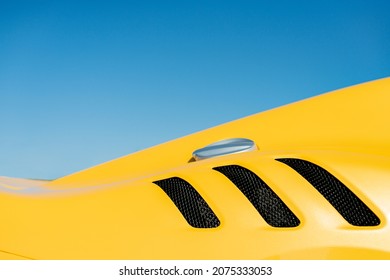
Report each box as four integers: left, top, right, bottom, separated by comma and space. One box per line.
1, 77, 390, 259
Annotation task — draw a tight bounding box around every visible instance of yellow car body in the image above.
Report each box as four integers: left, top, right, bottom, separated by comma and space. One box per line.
1, 77, 390, 259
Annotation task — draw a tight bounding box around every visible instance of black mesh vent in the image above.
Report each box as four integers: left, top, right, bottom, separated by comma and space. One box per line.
276, 158, 380, 226
213, 165, 300, 227
153, 177, 220, 228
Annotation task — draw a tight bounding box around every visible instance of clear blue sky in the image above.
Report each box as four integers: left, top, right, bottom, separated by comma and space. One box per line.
1, 0, 390, 179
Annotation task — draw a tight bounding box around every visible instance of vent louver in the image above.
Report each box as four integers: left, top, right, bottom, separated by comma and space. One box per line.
213, 165, 300, 227
276, 158, 380, 226
153, 177, 220, 228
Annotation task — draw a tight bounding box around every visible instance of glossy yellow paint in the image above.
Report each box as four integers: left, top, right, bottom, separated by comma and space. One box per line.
1, 77, 390, 259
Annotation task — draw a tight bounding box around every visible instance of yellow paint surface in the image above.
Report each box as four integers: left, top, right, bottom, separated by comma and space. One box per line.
1, 78, 390, 259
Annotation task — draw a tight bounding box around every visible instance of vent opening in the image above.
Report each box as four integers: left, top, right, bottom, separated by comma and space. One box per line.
213, 165, 300, 227
276, 158, 380, 226
153, 177, 220, 228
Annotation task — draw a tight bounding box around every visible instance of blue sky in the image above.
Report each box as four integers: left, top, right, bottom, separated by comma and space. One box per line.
1, 0, 390, 179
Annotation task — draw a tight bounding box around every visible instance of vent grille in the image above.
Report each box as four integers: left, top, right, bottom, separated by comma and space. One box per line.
277, 158, 380, 226
213, 165, 300, 227
153, 177, 220, 228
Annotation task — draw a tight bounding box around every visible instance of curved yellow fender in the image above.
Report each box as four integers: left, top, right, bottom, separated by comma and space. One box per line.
1, 77, 390, 259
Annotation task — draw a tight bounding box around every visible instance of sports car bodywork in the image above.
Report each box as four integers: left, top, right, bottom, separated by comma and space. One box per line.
1, 78, 390, 259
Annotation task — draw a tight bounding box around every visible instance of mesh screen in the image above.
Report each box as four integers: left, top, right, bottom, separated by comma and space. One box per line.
154, 177, 220, 228
213, 165, 300, 227
277, 158, 380, 226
